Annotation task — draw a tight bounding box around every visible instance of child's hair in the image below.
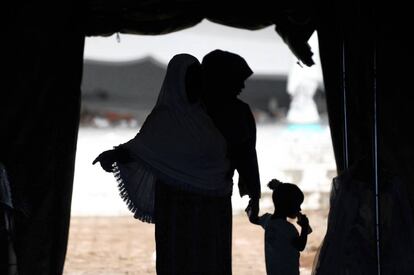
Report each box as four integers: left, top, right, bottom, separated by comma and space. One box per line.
268, 179, 304, 214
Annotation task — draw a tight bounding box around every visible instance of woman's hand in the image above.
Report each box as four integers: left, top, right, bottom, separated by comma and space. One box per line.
245, 198, 260, 224
92, 149, 118, 172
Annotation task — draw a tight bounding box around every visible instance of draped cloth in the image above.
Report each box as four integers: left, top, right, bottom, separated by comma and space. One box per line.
312, 163, 414, 274
112, 54, 232, 223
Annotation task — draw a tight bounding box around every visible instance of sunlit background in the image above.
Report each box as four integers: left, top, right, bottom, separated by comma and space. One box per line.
65, 20, 334, 275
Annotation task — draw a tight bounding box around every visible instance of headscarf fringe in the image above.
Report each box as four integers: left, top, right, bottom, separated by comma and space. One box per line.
112, 163, 155, 224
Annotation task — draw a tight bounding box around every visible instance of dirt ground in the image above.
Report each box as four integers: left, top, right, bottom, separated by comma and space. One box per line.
64, 209, 328, 275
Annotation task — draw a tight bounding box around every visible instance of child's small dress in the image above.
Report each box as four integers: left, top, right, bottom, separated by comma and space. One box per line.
258, 213, 300, 275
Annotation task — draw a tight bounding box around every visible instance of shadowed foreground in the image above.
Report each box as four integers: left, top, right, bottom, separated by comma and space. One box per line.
65, 210, 327, 274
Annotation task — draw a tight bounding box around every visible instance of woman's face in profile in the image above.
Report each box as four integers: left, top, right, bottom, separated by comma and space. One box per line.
185, 63, 202, 104
222, 75, 247, 97
232, 77, 246, 96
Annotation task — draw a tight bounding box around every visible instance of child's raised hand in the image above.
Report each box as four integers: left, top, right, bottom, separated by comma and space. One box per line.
297, 213, 312, 234
297, 213, 309, 228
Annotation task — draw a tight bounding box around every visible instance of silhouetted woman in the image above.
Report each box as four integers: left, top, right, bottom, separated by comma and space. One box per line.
201, 49, 262, 227
93, 54, 233, 274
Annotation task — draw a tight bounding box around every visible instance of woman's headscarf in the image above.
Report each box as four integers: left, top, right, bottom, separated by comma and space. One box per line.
113, 54, 232, 223
202, 49, 253, 94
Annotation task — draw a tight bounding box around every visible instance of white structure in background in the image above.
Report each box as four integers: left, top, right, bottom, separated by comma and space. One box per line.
286, 32, 324, 124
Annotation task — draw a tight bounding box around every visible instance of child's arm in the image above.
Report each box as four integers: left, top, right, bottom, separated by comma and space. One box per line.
249, 213, 271, 231
245, 203, 271, 227
292, 213, 310, 251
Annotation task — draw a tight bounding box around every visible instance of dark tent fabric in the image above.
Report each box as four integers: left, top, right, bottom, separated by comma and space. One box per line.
314, 0, 414, 274
312, 161, 414, 274
1, 163, 18, 274
3, 0, 414, 274
316, 0, 414, 220
2, 3, 84, 274
82, 0, 307, 35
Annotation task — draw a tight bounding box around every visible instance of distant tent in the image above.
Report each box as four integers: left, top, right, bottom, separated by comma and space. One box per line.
81, 57, 292, 122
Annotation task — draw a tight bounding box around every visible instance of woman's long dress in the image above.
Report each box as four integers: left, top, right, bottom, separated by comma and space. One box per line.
154, 180, 232, 275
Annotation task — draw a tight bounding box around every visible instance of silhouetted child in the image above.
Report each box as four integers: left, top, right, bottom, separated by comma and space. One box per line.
247, 179, 312, 275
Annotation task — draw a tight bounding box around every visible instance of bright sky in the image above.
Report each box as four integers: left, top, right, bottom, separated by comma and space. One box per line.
83, 20, 299, 76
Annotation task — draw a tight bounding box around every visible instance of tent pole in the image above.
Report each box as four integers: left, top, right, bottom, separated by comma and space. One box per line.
372, 30, 381, 275
341, 39, 349, 170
